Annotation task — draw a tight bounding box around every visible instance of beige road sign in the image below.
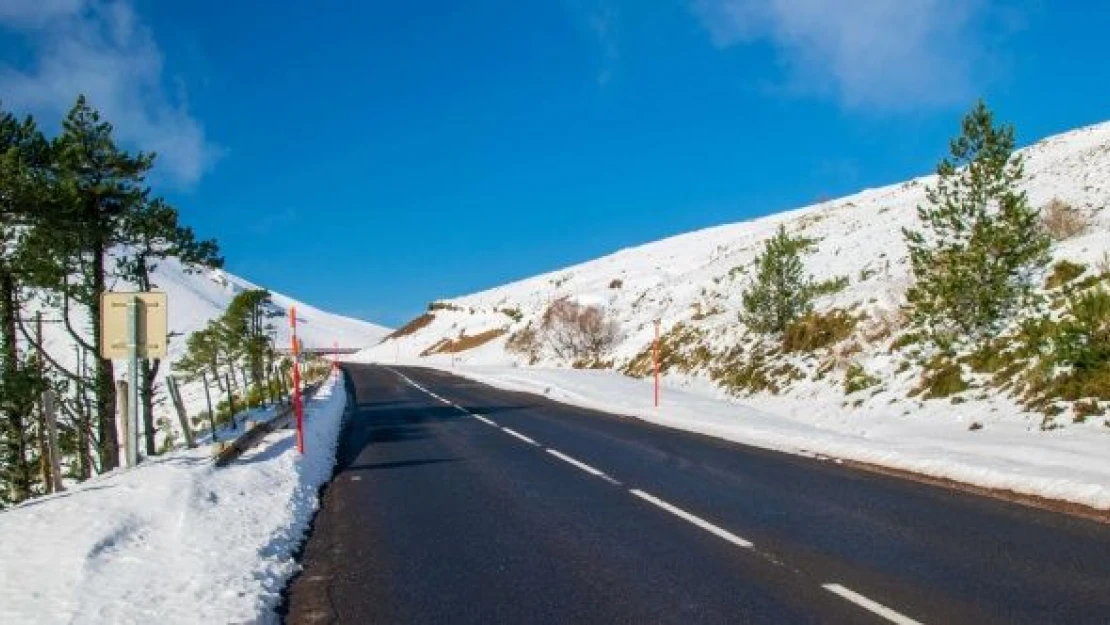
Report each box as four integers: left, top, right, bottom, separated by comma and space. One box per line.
100, 292, 169, 359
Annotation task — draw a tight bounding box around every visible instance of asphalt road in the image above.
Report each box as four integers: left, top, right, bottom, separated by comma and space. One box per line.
281, 364, 1110, 624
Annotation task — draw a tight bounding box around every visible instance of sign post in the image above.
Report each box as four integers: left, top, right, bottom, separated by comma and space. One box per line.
291, 306, 305, 454
100, 292, 167, 468
126, 296, 140, 467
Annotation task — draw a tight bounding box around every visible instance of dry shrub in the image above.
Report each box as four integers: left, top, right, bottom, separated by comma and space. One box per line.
541, 297, 620, 361
506, 325, 542, 364
1040, 198, 1088, 241
428, 300, 464, 312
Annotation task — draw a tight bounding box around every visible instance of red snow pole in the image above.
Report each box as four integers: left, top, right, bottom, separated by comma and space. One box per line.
653, 319, 661, 409
291, 306, 305, 454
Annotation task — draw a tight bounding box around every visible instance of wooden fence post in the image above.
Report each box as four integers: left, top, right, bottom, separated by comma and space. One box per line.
166, 376, 196, 449
42, 390, 64, 493
201, 372, 217, 441
225, 372, 237, 430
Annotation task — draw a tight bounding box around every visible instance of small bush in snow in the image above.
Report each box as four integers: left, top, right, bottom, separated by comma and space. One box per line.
843, 363, 880, 395
1044, 260, 1087, 290
1073, 399, 1104, 422
912, 358, 970, 399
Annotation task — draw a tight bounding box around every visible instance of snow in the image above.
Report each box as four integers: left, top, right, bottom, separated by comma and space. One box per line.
353, 118, 1110, 511
419, 363, 1110, 510
0, 374, 349, 625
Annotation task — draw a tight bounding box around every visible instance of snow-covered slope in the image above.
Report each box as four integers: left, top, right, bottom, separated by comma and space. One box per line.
359, 119, 1110, 371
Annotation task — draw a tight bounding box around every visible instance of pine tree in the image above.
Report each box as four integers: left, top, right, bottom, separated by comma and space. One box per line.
219, 289, 277, 391
0, 108, 52, 505
903, 100, 1051, 349
20, 96, 155, 471
742, 225, 814, 334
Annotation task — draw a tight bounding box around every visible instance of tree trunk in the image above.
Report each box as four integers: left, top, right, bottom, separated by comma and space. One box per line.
209, 364, 223, 392
76, 400, 91, 480
0, 267, 32, 502
91, 247, 119, 471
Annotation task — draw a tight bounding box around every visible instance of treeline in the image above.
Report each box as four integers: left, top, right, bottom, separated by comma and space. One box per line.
0, 96, 222, 507
176, 288, 283, 417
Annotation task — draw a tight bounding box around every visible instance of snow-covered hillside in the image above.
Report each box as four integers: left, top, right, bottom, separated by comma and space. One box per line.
360, 119, 1110, 372
355, 119, 1110, 508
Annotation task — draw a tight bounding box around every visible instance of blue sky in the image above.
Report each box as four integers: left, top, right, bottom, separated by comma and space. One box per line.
1, 1, 1109, 327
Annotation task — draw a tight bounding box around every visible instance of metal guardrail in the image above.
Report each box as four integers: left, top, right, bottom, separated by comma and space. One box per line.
213, 378, 328, 467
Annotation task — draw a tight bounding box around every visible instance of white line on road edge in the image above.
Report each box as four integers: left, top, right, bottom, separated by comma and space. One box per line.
473, 414, 498, 427
630, 489, 753, 549
501, 427, 539, 445
821, 584, 923, 625
546, 449, 619, 484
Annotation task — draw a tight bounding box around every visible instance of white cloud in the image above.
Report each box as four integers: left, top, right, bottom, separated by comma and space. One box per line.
0, 0, 219, 187
692, 0, 993, 111
588, 5, 620, 86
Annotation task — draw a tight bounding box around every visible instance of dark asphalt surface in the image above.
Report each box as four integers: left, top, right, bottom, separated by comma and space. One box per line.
282, 364, 1110, 624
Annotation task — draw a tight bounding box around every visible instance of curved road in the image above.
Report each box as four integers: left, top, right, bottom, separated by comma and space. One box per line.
282, 364, 1110, 624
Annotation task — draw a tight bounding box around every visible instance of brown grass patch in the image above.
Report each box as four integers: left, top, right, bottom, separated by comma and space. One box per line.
384, 313, 435, 340
423, 328, 507, 355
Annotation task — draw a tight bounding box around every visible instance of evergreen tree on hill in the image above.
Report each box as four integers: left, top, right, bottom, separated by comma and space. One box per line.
903, 100, 1051, 349
742, 225, 815, 334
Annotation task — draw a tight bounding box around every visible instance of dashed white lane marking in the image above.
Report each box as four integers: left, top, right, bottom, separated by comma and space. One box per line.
501, 427, 539, 446
629, 489, 753, 549
385, 365, 920, 624
546, 449, 619, 484
821, 584, 923, 625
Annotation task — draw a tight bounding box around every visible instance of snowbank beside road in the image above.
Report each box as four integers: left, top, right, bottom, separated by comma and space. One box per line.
426, 364, 1110, 511
0, 375, 349, 625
